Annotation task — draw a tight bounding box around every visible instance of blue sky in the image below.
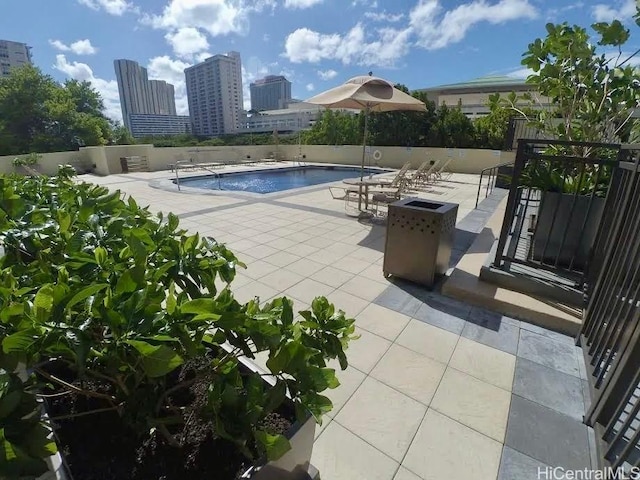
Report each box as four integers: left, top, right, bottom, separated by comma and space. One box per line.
1, 0, 637, 122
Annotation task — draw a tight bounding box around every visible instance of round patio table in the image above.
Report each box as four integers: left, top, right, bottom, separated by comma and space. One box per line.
343, 177, 385, 211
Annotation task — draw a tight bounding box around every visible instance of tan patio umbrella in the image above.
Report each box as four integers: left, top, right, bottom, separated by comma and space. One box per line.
305, 75, 426, 180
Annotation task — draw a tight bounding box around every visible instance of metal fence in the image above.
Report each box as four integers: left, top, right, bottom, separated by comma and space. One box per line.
492, 139, 620, 292
474, 161, 514, 208
580, 145, 640, 471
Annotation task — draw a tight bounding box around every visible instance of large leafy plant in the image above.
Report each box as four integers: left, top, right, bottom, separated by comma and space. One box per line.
0, 167, 356, 478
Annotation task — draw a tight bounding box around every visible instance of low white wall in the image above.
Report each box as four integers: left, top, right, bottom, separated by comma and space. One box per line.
0, 150, 86, 176
0, 144, 514, 176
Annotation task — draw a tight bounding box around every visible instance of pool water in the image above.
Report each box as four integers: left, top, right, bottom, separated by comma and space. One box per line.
177, 166, 390, 194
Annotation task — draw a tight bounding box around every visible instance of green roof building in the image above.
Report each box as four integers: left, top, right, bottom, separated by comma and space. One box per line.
418, 75, 548, 118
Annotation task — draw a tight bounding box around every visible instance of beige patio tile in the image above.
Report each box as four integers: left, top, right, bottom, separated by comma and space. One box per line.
265, 237, 298, 251
314, 417, 332, 440
402, 409, 502, 480
244, 244, 279, 260
343, 328, 390, 373
258, 269, 305, 292
313, 266, 356, 289
283, 278, 334, 304
232, 281, 280, 305
241, 260, 280, 280
449, 337, 516, 391
341, 275, 389, 302
396, 320, 460, 364
336, 377, 426, 462
263, 251, 302, 268
359, 263, 389, 284
305, 249, 348, 266
334, 256, 372, 274
324, 242, 360, 256
430, 368, 511, 442
285, 258, 325, 277
371, 344, 446, 406
228, 239, 261, 252
272, 227, 298, 238
324, 290, 370, 318
394, 467, 422, 480
286, 231, 314, 243
324, 363, 366, 418
285, 243, 319, 258
356, 304, 411, 341
304, 236, 335, 249
349, 248, 385, 263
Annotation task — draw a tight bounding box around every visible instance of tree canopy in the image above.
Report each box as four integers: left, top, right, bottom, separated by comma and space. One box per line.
0, 66, 115, 155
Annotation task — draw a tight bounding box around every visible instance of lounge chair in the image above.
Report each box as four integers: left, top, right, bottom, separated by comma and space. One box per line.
371, 188, 402, 216
433, 158, 453, 182
370, 162, 411, 189
406, 160, 438, 186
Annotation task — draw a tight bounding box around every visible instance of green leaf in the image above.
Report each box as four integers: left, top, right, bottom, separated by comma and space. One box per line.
115, 270, 138, 295
66, 284, 109, 310
166, 282, 177, 315
168, 212, 179, 231
94, 246, 107, 266
181, 298, 217, 315
309, 367, 340, 391
57, 211, 71, 233
33, 285, 54, 323
2, 329, 38, 354
254, 431, 291, 461
125, 340, 184, 378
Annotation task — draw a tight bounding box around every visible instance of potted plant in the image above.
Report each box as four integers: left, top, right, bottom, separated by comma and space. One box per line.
12, 153, 41, 175
0, 166, 356, 480
520, 151, 613, 269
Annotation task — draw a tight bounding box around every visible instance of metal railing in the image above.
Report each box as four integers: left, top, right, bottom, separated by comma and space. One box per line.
492, 139, 620, 290
174, 160, 222, 191
475, 161, 514, 208
579, 145, 640, 472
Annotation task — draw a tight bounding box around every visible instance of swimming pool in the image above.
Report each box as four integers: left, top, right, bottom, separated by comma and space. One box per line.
176, 166, 390, 194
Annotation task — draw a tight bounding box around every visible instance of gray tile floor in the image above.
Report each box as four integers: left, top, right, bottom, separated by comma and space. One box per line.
81, 168, 594, 480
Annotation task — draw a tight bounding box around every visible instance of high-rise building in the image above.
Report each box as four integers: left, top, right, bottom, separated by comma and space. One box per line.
149, 80, 177, 116
0, 39, 32, 78
128, 114, 191, 138
185, 51, 243, 137
114, 59, 177, 131
250, 75, 291, 111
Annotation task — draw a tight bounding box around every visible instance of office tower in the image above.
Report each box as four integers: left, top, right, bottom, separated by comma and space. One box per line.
250, 75, 292, 111
114, 59, 178, 131
184, 51, 243, 137
128, 114, 190, 138
149, 79, 177, 116
0, 39, 32, 78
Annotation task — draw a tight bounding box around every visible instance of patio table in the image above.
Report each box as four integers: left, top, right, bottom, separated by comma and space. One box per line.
343, 177, 399, 211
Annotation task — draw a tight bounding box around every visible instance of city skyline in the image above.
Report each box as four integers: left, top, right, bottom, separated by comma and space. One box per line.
0, 0, 636, 123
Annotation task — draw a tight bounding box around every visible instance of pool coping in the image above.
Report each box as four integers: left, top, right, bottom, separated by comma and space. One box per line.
148, 162, 394, 199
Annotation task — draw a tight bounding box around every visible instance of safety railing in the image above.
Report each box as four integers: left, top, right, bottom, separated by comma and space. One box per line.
475, 161, 514, 208
492, 139, 620, 288
579, 145, 640, 472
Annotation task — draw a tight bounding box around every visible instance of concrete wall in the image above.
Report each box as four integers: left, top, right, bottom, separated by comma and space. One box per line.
0, 144, 514, 176
0, 150, 86, 176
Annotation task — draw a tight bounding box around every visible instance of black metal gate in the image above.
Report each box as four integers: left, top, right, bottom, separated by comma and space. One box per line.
580, 145, 640, 471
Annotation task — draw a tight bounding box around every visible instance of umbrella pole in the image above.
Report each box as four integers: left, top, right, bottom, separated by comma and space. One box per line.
360, 106, 369, 182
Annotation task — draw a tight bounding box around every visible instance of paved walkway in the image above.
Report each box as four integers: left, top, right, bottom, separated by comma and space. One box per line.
81, 165, 593, 480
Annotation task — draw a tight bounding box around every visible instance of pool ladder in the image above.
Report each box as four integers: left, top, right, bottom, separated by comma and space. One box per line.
175, 161, 222, 191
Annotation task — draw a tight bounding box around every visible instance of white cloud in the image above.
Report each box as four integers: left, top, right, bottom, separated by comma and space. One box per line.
283, 0, 324, 8
306, 83, 315, 91
165, 27, 209, 59
317, 69, 338, 80
363, 10, 404, 22
410, 0, 538, 50
147, 56, 192, 115
77, 0, 132, 15
507, 67, 533, 78
145, 0, 274, 37
53, 54, 122, 121
352, 0, 378, 6
284, 23, 411, 67
592, 0, 637, 22
49, 39, 98, 55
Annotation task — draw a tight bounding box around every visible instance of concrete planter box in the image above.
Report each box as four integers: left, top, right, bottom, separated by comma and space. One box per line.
383, 198, 458, 287
39, 356, 317, 480
532, 192, 606, 270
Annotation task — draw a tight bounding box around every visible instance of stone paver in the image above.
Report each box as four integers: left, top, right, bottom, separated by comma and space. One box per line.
82, 168, 593, 480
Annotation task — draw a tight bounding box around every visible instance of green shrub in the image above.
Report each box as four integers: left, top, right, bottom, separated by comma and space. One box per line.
0, 166, 356, 477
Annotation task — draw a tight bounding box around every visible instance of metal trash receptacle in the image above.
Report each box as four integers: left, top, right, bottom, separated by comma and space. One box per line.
383, 198, 458, 287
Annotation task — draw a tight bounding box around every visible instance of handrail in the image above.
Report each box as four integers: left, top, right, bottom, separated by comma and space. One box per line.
174, 160, 223, 191
475, 161, 514, 208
